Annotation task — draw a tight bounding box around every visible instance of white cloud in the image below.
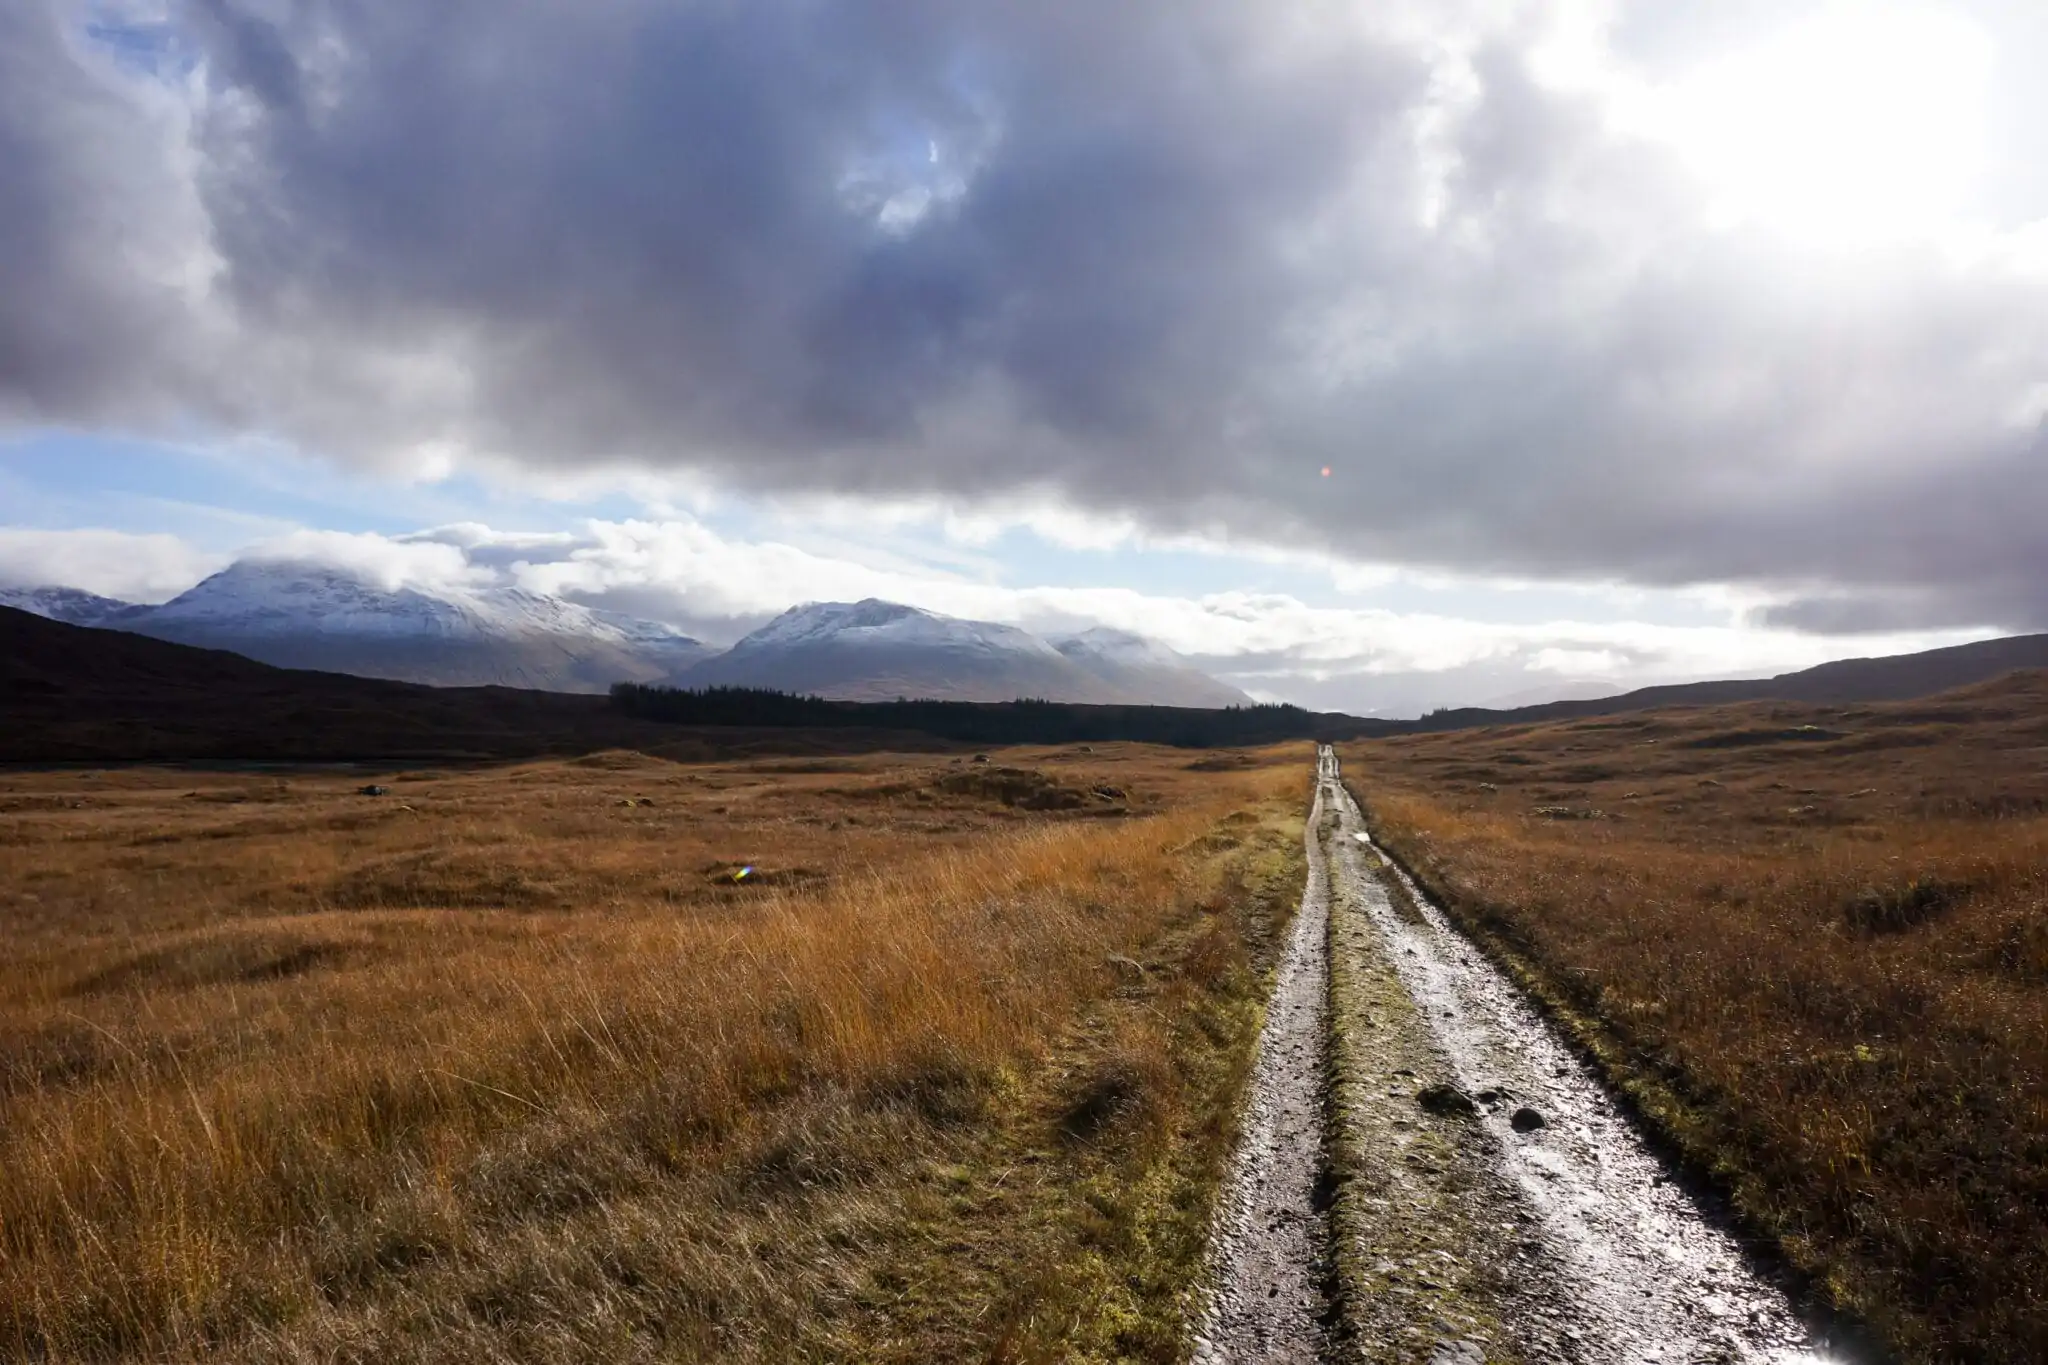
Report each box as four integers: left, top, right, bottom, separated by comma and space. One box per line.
1527, 646, 1627, 676
9, 0, 2048, 634
1629, 4, 1994, 246
472, 516, 1997, 693
242, 528, 489, 594
0, 527, 224, 602
402, 522, 579, 554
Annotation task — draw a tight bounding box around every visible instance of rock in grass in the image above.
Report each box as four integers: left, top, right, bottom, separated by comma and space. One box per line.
1104, 953, 1146, 981
1511, 1106, 1546, 1132
1417, 1083, 1478, 1117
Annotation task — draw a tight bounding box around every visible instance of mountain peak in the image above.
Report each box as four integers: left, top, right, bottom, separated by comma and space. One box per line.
7, 565, 1246, 707
144, 558, 703, 648
685, 598, 1106, 700
148, 559, 480, 637
680, 599, 1250, 704
745, 599, 930, 646
83, 555, 709, 692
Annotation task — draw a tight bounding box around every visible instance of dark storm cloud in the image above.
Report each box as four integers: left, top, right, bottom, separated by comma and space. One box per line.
5, 0, 2048, 631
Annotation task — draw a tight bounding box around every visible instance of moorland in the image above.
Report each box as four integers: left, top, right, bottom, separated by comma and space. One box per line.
1343, 672, 2048, 1364
1, 742, 1308, 1362
11, 598, 2048, 1363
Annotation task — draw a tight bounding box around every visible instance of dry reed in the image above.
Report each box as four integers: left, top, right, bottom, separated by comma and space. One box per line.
1, 746, 1309, 1361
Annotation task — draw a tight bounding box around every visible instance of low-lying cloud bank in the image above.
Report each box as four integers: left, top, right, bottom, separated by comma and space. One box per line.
0, 521, 1990, 716
3, 1, 2047, 632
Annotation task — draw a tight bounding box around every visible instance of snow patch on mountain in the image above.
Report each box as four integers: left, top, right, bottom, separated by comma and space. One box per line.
101, 558, 710, 691
143, 561, 488, 638
1053, 626, 1189, 670
1053, 624, 1255, 707
678, 599, 1112, 701
0, 585, 137, 628
143, 560, 705, 650
736, 599, 1068, 659
675, 599, 1252, 705
6, 566, 1247, 705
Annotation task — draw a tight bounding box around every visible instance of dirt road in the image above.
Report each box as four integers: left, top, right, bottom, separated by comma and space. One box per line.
1199, 747, 1844, 1364
1193, 748, 1339, 1363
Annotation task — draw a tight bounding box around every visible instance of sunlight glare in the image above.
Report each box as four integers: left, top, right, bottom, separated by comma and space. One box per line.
1649, 4, 1991, 244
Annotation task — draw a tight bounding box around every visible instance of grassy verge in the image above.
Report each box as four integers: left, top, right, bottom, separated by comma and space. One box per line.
0, 747, 1308, 1361
854, 791, 1308, 1363
1338, 681, 2048, 1364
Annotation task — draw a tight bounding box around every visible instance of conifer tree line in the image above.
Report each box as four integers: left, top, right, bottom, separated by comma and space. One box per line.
607, 683, 1395, 748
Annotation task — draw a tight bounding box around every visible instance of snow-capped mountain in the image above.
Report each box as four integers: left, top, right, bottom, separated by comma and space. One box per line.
586, 607, 717, 672
672, 599, 1246, 705
735, 599, 1071, 662
1, 570, 1251, 705
110, 560, 711, 693
676, 599, 1112, 702
0, 585, 139, 628
1053, 626, 1254, 708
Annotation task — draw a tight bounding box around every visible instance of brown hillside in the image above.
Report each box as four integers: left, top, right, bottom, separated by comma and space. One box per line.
1415, 633, 2048, 730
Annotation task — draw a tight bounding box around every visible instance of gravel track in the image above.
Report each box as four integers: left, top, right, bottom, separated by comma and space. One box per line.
1198, 748, 1845, 1365
1193, 748, 1338, 1364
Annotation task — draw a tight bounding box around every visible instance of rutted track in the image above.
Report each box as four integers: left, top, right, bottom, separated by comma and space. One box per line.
1194, 750, 1338, 1363
1199, 747, 1841, 1364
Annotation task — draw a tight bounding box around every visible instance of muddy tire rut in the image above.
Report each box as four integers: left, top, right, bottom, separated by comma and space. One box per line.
1193, 749, 1339, 1364
1197, 748, 1844, 1364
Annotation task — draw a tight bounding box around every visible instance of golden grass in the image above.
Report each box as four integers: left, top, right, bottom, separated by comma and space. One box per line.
0, 744, 1310, 1361
1341, 674, 2048, 1364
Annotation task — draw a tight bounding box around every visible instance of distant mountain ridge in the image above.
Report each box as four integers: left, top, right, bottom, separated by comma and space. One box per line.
0, 585, 136, 629
8, 599, 2048, 766
672, 599, 1254, 705
0, 603, 938, 763
1052, 626, 1253, 708
3, 562, 713, 694
0, 603, 1334, 762
0, 569, 1251, 705
1413, 632, 2048, 730
16, 561, 2041, 717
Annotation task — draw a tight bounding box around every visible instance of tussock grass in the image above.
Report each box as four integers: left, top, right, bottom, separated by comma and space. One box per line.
0, 745, 1309, 1360
1342, 673, 2048, 1364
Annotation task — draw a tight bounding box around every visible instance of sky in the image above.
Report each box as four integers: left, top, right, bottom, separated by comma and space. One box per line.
4, 0, 2047, 714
